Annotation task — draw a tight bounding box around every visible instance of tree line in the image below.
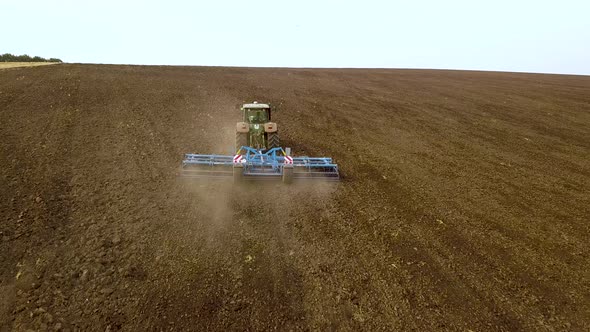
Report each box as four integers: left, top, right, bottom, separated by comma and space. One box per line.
0, 53, 62, 63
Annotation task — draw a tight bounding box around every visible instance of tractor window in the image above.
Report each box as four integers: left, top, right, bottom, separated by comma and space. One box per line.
246, 109, 268, 123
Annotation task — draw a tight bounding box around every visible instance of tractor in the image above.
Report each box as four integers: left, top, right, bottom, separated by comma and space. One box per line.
235, 102, 279, 151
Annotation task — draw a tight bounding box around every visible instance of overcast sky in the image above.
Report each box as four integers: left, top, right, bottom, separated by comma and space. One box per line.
2, 0, 589, 75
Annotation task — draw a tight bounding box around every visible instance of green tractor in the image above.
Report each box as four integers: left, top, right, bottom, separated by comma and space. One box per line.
235, 101, 280, 151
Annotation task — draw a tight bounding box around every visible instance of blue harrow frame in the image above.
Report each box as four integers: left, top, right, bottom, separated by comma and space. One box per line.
180, 146, 339, 182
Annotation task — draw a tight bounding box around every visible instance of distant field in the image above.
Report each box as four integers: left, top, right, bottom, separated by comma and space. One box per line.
0, 62, 60, 69
0, 64, 589, 331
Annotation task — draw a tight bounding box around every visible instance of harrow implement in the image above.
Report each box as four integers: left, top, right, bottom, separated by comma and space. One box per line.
180, 146, 339, 182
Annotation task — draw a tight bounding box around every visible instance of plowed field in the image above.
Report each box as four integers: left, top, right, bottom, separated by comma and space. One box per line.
1, 64, 589, 331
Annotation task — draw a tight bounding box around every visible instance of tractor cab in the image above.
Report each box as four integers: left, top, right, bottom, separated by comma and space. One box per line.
241, 102, 270, 124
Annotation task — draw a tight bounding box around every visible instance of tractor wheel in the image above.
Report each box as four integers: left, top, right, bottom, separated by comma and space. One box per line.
267, 132, 280, 149
236, 132, 248, 152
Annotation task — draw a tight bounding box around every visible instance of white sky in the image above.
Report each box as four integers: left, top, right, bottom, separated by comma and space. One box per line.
2, 0, 589, 75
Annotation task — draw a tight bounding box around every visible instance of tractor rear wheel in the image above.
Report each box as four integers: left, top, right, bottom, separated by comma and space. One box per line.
267, 132, 280, 149
236, 132, 248, 152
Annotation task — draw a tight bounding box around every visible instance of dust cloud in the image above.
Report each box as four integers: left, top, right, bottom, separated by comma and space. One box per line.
177, 177, 339, 250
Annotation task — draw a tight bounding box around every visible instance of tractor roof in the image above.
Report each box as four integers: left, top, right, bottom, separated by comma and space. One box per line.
242, 103, 270, 109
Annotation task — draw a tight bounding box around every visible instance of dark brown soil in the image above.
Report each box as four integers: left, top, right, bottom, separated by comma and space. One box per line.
1, 64, 589, 331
